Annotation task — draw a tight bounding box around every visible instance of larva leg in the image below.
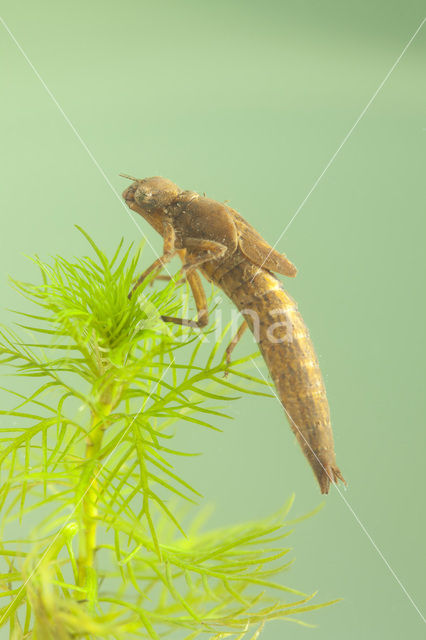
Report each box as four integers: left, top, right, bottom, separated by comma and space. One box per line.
148, 274, 186, 287
224, 321, 248, 371
151, 275, 173, 282
147, 248, 187, 286
129, 220, 176, 296
161, 269, 209, 328
160, 238, 226, 329
181, 237, 227, 274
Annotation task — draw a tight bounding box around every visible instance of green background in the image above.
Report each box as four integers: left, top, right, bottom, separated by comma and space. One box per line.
1, 1, 425, 638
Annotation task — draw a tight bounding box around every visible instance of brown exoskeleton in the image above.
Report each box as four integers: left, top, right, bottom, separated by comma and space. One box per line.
121, 175, 345, 494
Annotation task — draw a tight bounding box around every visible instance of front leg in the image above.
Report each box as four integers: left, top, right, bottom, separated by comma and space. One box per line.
130, 219, 177, 297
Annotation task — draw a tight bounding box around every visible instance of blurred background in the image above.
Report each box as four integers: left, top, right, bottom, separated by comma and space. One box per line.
1, 1, 425, 638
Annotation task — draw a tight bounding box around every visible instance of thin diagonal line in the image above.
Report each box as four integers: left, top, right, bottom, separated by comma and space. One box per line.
251, 17, 425, 282
0, 15, 171, 276
250, 357, 425, 624
0, 358, 174, 626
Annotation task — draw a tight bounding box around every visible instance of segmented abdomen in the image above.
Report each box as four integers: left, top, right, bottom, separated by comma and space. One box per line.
204, 257, 344, 493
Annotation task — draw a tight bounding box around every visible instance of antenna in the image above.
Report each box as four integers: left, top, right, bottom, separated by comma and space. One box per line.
119, 173, 139, 181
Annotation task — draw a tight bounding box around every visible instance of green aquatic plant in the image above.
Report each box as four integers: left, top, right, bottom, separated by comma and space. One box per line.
0, 229, 337, 638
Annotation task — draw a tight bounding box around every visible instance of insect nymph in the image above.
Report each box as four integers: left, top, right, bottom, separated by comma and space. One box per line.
122, 175, 345, 493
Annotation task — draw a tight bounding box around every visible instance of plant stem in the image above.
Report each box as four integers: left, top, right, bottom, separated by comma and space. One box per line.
77, 383, 118, 592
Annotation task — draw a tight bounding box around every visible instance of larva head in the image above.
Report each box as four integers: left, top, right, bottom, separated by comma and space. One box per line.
121, 175, 181, 213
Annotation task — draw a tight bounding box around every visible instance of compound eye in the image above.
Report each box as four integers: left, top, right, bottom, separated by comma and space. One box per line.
135, 187, 149, 203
